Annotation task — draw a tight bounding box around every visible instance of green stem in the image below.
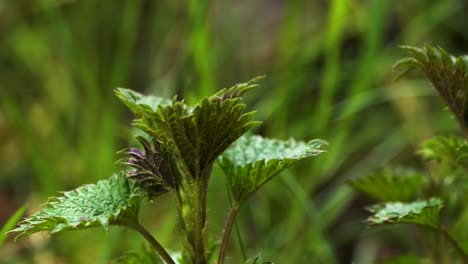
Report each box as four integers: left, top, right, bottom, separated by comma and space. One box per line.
234, 219, 247, 261
127, 222, 176, 264
218, 204, 240, 264
434, 229, 443, 264
440, 228, 468, 262
194, 180, 207, 264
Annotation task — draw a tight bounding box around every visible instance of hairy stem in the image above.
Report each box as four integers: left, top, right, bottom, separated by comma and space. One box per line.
218, 204, 240, 264
127, 222, 176, 264
193, 180, 207, 264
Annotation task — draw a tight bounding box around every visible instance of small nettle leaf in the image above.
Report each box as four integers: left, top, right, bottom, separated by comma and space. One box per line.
115, 88, 172, 115
218, 135, 327, 205
418, 135, 468, 170
348, 168, 427, 202
394, 44, 468, 133
117, 77, 263, 180
367, 198, 443, 229
9, 173, 147, 239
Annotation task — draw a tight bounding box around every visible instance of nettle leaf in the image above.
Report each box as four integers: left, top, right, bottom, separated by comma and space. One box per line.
394, 44, 468, 132
115, 88, 172, 115
117, 77, 263, 180
348, 168, 426, 202
418, 135, 468, 170
10, 173, 147, 238
367, 198, 443, 229
218, 135, 327, 205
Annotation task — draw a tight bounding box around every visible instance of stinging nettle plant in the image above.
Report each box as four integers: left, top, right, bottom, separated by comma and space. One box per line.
350, 44, 468, 263
9, 76, 327, 264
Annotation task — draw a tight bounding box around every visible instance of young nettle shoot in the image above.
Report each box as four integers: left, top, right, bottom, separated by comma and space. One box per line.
9, 77, 327, 264
350, 45, 468, 263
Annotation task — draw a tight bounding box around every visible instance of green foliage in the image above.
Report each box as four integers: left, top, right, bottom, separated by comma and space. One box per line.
116, 77, 267, 264
393, 44, 468, 133
218, 135, 327, 205
351, 44, 468, 263
348, 168, 426, 202
5, 1, 468, 262
10, 173, 147, 239
9, 77, 326, 264
418, 135, 468, 170
367, 198, 443, 229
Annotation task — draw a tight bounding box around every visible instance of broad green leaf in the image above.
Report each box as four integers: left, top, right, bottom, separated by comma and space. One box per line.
115, 88, 172, 115
117, 77, 263, 180
418, 135, 468, 171
394, 44, 468, 132
0, 206, 25, 246
218, 135, 327, 205
367, 198, 443, 229
348, 168, 426, 202
10, 173, 147, 239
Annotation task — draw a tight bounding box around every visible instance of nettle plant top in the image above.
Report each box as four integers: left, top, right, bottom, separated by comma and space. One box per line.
10, 77, 327, 264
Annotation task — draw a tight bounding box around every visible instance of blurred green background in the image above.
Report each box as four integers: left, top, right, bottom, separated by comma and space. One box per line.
0, 0, 467, 263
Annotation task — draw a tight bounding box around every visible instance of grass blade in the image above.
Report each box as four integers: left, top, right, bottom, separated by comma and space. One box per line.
0, 206, 26, 247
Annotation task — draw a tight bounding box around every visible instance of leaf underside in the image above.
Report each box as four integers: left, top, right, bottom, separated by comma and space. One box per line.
367, 198, 443, 229
116, 77, 263, 181
10, 173, 146, 239
218, 135, 327, 205
348, 168, 426, 202
393, 44, 468, 132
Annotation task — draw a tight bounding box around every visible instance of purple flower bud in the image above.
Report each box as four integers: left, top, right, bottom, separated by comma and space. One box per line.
127, 148, 144, 158
121, 136, 175, 198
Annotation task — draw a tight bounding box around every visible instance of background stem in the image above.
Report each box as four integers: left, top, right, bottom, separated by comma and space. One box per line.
127, 222, 176, 264
440, 228, 468, 262
218, 205, 240, 264
234, 219, 247, 261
